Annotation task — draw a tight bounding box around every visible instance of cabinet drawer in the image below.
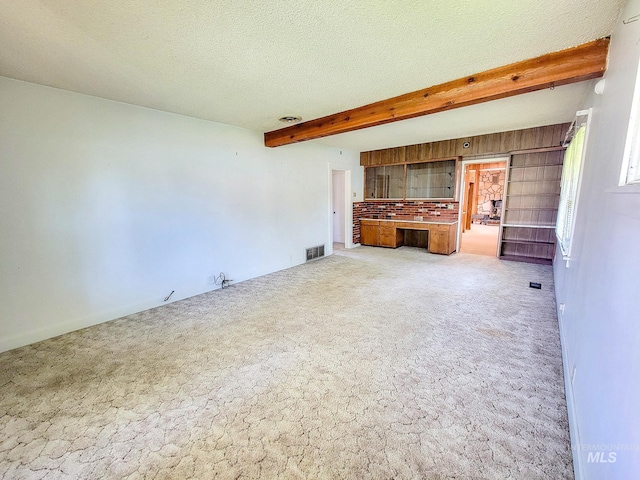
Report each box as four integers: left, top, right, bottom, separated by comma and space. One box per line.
360, 220, 380, 227
379, 234, 396, 247
395, 221, 428, 230
380, 232, 402, 248
379, 224, 395, 234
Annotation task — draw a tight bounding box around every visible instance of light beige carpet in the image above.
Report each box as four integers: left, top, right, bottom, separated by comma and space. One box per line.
0, 246, 573, 479
459, 224, 500, 257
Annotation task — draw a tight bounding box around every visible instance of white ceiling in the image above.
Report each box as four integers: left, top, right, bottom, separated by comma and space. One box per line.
0, 0, 625, 152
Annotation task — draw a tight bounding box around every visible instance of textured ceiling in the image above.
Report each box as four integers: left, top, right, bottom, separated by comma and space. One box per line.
0, 0, 626, 151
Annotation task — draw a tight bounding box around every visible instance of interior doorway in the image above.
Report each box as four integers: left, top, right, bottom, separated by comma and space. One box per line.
457, 158, 507, 256
332, 170, 346, 244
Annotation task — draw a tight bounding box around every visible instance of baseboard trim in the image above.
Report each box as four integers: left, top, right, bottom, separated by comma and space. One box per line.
0, 288, 212, 354
557, 311, 583, 480
0, 260, 308, 354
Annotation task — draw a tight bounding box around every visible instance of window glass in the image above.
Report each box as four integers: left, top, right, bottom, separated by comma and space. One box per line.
621, 61, 640, 185
365, 159, 457, 200
364, 165, 404, 199
406, 160, 455, 199
556, 125, 586, 257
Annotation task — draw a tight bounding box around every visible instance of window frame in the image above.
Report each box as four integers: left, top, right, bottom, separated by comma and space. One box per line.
556, 109, 591, 262
621, 60, 640, 186
364, 164, 405, 200
405, 159, 456, 200
364, 157, 459, 201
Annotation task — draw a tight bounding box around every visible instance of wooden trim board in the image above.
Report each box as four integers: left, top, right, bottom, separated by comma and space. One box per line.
265, 39, 609, 147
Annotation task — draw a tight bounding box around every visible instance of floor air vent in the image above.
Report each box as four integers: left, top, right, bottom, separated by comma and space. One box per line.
306, 244, 325, 262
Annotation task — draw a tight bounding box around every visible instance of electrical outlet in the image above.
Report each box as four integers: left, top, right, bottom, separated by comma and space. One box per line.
207, 275, 216, 285
353, 192, 356, 197
559, 303, 565, 315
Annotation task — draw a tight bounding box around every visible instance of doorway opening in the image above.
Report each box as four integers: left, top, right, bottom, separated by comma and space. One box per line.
330, 168, 354, 254
457, 158, 507, 256
332, 170, 346, 246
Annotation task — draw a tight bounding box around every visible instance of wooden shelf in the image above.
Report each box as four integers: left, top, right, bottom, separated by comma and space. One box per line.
505, 207, 559, 210
508, 179, 559, 183
499, 149, 563, 264
502, 224, 556, 228
506, 193, 559, 197
508, 165, 563, 170
499, 255, 553, 266
501, 239, 555, 245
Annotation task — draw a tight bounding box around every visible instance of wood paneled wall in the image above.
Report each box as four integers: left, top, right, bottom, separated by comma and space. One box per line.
360, 123, 570, 166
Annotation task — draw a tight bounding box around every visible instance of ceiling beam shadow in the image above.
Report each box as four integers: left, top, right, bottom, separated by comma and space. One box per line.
264, 38, 609, 148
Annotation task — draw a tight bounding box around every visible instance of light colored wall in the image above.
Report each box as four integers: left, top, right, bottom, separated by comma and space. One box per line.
0, 76, 363, 352
553, 1, 640, 478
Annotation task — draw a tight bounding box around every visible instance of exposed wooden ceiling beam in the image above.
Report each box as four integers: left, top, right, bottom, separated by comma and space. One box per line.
264, 38, 609, 148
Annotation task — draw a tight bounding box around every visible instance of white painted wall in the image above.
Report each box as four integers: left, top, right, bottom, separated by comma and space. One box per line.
553, 1, 640, 478
0, 76, 363, 352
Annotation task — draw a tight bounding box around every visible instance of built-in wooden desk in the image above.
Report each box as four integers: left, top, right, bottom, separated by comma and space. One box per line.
360, 218, 458, 255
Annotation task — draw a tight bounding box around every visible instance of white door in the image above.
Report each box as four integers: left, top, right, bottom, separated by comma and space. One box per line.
332, 171, 345, 243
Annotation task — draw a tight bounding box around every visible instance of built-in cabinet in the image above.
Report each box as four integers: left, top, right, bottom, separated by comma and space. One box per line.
361, 220, 404, 248
499, 150, 564, 264
360, 219, 457, 255
360, 221, 379, 247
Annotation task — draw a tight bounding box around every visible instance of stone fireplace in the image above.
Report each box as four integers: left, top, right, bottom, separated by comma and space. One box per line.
477, 169, 504, 220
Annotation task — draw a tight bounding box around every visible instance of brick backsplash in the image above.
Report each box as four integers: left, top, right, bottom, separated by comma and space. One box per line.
352, 201, 459, 244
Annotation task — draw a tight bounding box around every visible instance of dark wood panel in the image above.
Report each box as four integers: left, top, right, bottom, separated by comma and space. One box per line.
360, 123, 570, 166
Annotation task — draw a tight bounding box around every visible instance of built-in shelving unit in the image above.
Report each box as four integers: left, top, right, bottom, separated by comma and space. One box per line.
499, 150, 564, 264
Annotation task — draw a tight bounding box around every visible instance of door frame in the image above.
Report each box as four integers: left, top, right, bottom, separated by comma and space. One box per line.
332, 170, 346, 243
456, 157, 509, 255
327, 166, 353, 255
